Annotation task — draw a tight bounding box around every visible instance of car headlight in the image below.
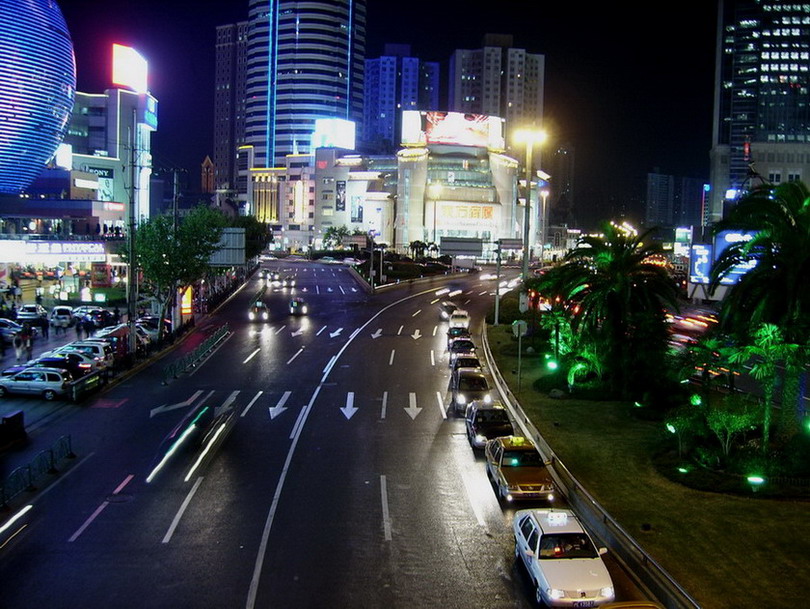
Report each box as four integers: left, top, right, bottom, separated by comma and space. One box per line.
248, 312, 255, 320
474, 434, 486, 444
457, 394, 467, 405
547, 589, 565, 601
483, 393, 492, 403
301, 306, 307, 313
600, 586, 614, 599
262, 312, 269, 320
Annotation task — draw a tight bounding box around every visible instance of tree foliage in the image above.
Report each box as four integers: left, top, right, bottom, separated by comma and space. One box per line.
229, 215, 270, 260
323, 225, 351, 248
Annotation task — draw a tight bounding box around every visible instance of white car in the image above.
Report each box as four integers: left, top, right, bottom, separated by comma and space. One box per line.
50, 305, 74, 328
449, 310, 470, 329
513, 508, 615, 607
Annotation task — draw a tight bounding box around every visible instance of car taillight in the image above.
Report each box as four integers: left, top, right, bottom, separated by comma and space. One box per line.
79, 363, 91, 369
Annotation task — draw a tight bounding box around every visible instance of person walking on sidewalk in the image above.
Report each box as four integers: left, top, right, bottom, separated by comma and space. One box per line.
41, 319, 49, 339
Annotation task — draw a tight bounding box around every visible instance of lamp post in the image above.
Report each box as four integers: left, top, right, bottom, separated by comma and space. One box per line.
514, 129, 547, 281
540, 188, 549, 264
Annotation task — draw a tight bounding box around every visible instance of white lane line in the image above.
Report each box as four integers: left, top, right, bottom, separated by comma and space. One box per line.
317, 325, 327, 336
432, 325, 438, 336
68, 501, 109, 542
412, 309, 421, 317
113, 474, 134, 495
397, 325, 403, 336
435, 391, 447, 420
290, 405, 308, 440
162, 476, 204, 544
247, 386, 320, 608
464, 299, 471, 305
339, 286, 345, 294
380, 475, 392, 542
479, 291, 488, 296
316, 285, 320, 295
389, 350, 395, 366
243, 348, 260, 364
241, 391, 263, 417
286, 348, 304, 365
274, 325, 286, 335
430, 350, 435, 367
430, 298, 439, 304
380, 391, 388, 420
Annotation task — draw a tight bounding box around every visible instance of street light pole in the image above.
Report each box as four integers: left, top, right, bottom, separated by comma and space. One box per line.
521, 142, 533, 282
540, 188, 549, 264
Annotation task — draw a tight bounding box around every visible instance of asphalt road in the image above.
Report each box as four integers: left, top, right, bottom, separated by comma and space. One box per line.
0, 261, 643, 608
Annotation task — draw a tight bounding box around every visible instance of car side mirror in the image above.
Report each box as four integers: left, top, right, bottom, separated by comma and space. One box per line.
598, 547, 608, 555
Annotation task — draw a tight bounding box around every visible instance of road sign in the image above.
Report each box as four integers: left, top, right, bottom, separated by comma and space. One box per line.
519, 292, 529, 313
512, 320, 528, 337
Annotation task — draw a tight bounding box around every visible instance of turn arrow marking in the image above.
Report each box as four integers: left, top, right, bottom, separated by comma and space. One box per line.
330, 327, 343, 338
269, 391, 291, 420
341, 392, 358, 419
404, 392, 422, 420
371, 329, 382, 339
291, 329, 304, 337
150, 390, 204, 418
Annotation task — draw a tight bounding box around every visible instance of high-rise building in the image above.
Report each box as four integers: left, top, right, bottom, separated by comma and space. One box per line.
243, 0, 366, 169
448, 34, 545, 147
364, 44, 440, 153
645, 171, 707, 229
214, 21, 248, 191
709, 0, 810, 220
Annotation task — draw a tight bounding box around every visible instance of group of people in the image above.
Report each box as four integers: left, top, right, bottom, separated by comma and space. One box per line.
0, 321, 35, 363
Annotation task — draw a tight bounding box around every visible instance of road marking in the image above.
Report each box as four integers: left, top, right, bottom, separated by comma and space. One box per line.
412, 309, 421, 317
290, 405, 308, 440
150, 390, 204, 419
162, 476, 204, 544
69, 501, 108, 542
269, 391, 291, 420
241, 391, 263, 417
243, 348, 260, 364
436, 391, 447, 420
430, 350, 435, 367
380, 391, 388, 420
404, 392, 422, 420
341, 392, 359, 419
274, 325, 286, 335
316, 325, 327, 336
389, 350, 395, 366
380, 475, 392, 541
286, 347, 304, 365
430, 298, 439, 304
371, 328, 382, 339
397, 325, 403, 335
479, 291, 488, 296
113, 474, 134, 495
216, 391, 240, 417
432, 325, 438, 336
459, 465, 487, 527
339, 286, 345, 294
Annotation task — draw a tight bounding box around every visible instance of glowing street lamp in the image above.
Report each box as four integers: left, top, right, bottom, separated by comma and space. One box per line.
514, 128, 547, 280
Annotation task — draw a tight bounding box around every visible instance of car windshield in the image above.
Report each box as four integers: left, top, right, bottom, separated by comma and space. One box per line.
476, 410, 509, 424
538, 533, 598, 559
459, 376, 488, 391
451, 340, 474, 352
501, 450, 543, 467
456, 358, 480, 368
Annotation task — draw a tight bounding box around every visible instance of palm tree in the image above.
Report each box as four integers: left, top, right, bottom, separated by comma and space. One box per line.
535, 222, 680, 398
710, 181, 810, 344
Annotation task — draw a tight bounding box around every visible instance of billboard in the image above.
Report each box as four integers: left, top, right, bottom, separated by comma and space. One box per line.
401, 111, 504, 149
714, 230, 758, 285
689, 244, 712, 285
312, 118, 356, 150
112, 44, 148, 94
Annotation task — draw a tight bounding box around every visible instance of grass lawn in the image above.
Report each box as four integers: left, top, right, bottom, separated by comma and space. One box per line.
488, 324, 809, 609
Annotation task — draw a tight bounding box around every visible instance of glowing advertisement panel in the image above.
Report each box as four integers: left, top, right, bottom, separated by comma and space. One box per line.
311, 118, 355, 150
689, 244, 712, 285
401, 111, 504, 149
0, 241, 106, 263
112, 44, 148, 94
714, 230, 758, 285
436, 203, 495, 230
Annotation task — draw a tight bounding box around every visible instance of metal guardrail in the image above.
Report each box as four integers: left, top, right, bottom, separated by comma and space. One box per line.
162, 323, 230, 385
1, 435, 75, 510
481, 325, 701, 609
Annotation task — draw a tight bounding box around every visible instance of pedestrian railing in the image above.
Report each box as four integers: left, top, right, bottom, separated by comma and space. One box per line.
481, 326, 701, 609
1, 435, 75, 510
162, 323, 230, 385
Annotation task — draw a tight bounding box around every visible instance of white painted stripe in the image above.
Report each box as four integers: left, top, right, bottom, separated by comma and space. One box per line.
68, 501, 108, 542
243, 348, 260, 364
112, 474, 134, 495
380, 391, 388, 420
459, 466, 486, 527
380, 475, 392, 542
389, 350, 395, 366
432, 325, 438, 336
412, 309, 421, 317
286, 348, 304, 365
397, 325, 403, 335
430, 350, 435, 367
430, 298, 439, 304
317, 325, 327, 336
436, 391, 447, 420
274, 325, 286, 335
162, 476, 204, 544
290, 405, 308, 440
339, 286, 345, 294
241, 391, 263, 417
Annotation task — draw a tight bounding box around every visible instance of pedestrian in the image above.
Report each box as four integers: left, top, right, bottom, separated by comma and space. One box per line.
83, 318, 94, 338
13, 334, 23, 363
41, 319, 49, 339
112, 306, 121, 324
25, 332, 33, 361
10, 302, 16, 320
75, 319, 83, 340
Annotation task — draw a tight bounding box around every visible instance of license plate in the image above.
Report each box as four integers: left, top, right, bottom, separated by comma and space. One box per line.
573, 602, 594, 608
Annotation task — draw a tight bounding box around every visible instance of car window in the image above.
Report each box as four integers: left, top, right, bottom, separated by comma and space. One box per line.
477, 410, 509, 424
502, 450, 543, 467
15, 372, 37, 381
527, 529, 540, 554
538, 533, 598, 559
46, 373, 62, 382
458, 376, 488, 391
520, 515, 535, 539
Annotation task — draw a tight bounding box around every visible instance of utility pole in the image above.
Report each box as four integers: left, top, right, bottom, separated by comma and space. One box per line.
126, 111, 138, 358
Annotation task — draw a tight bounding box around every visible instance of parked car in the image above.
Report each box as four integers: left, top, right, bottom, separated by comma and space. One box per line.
513, 508, 615, 607
465, 400, 514, 449
135, 316, 172, 340
446, 326, 471, 345
0, 318, 25, 340
485, 436, 555, 503
49, 305, 74, 328
450, 367, 492, 414
0, 367, 73, 401
16, 303, 48, 327
21, 353, 95, 379
51, 341, 114, 369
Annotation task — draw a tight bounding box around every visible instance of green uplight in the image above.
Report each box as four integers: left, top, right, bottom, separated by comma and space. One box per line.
747, 475, 766, 485
690, 394, 703, 406
677, 466, 689, 474
634, 401, 643, 408
666, 423, 677, 434
547, 360, 559, 371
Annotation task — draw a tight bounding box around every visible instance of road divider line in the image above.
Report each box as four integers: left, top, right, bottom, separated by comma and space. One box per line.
68, 501, 108, 542
162, 476, 204, 544
290, 405, 308, 440
380, 391, 388, 419
241, 391, 263, 417
397, 325, 403, 335
436, 391, 447, 420
286, 348, 304, 365
433, 325, 438, 336
243, 348, 260, 364
389, 350, 395, 366
274, 325, 286, 335
112, 474, 134, 495
380, 475, 392, 541
430, 350, 435, 367
412, 309, 421, 317
316, 325, 327, 336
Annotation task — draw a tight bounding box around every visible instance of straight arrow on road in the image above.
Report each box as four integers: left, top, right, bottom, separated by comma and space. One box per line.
341, 392, 358, 419
404, 392, 422, 420
411, 329, 422, 340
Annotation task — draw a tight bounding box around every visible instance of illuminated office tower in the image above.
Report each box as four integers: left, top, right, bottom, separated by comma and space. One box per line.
214, 21, 249, 190
244, 0, 366, 168
709, 0, 810, 221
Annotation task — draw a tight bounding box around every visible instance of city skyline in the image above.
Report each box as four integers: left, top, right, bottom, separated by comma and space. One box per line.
59, 0, 718, 216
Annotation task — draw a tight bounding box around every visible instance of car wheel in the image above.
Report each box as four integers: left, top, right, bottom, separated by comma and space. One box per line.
43, 390, 56, 401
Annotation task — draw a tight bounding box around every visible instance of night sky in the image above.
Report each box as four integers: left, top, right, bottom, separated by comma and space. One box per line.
58, 0, 719, 223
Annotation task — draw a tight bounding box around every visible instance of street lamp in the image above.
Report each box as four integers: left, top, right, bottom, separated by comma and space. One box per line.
540, 188, 550, 264
514, 128, 547, 280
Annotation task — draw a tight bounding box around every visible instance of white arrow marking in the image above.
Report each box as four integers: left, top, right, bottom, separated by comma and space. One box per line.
404, 392, 422, 420
351, 287, 357, 292
327, 287, 333, 292
371, 328, 382, 339
341, 392, 358, 419
291, 328, 304, 337
269, 391, 291, 420
411, 329, 422, 340
330, 327, 343, 338
150, 390, 204, 418
215, 390, 239, 417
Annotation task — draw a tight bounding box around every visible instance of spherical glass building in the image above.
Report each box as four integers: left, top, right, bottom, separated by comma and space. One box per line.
0, 0, 76, 194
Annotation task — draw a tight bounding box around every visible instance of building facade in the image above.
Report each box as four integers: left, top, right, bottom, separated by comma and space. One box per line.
709, 0, 810, 220
214, 21, 249, 191
448, 34, 545, 149
645, 172, 707, 229
243, 0, 366, 168
364, 44, 440, 154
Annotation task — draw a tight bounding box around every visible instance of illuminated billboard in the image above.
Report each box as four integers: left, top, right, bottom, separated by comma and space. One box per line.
311, 118, 356, 150
713, 230, 758, 285
112, 44, 148, 94
401, 111, 505, 149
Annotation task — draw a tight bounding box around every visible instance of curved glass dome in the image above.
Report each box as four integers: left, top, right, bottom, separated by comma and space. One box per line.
0, 0, 76, 194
